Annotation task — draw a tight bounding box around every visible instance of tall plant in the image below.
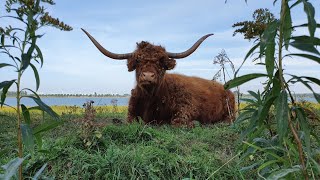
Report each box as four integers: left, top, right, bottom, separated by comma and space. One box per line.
212, 50, 240, 116
0, 0, 72, 179
226, 0, 319, 179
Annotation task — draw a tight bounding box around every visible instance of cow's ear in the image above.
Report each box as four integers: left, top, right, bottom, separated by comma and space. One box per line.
127, 58, 137, 72
162, 58, 176, 70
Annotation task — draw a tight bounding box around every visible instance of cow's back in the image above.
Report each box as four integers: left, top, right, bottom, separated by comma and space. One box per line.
164, 73, 235, 123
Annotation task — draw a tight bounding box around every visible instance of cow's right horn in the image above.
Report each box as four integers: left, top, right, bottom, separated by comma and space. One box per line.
82, 28, 132, 60
167, 34, 213, 59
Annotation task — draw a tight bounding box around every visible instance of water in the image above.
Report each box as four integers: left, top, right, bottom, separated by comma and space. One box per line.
3, 96, 317, 107
4, 97, 130, 107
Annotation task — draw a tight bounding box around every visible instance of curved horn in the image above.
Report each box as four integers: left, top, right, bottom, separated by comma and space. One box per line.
81, 28, 132, 60
167, 34, 213, 59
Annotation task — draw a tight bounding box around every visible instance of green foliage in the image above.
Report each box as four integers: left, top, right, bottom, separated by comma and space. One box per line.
36, 121, 242, 179
233, 8, 276, 40
2, 105, 320, 179
0, 0, 72, 179
228, 0, 320, 179
0, 157, 24, 180
0, 156, 48, 180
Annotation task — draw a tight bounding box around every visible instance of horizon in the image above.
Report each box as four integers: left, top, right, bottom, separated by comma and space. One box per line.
0, 0, 319, 94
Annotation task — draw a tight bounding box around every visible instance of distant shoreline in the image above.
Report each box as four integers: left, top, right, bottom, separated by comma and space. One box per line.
5, 93, 317, 99
6, 95, 131, 98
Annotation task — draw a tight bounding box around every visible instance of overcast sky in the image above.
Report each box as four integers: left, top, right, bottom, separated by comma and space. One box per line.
0, 0, 319, 94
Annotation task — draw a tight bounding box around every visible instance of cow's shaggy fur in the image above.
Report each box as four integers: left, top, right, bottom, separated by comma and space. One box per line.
126, 41, 235, 127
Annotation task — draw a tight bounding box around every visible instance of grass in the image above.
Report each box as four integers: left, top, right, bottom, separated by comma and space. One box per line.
0, 103, 319, 179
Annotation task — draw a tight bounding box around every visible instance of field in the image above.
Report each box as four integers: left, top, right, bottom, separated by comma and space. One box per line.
1, 103, 320, 179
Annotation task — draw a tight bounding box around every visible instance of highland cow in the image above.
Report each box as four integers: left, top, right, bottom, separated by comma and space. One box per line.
82, 29, 235, 127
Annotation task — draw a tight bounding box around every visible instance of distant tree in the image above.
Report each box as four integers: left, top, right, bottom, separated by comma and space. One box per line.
232, 8, 276, 40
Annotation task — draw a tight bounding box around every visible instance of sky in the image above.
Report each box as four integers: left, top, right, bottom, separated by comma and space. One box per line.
0, 0, 319, 95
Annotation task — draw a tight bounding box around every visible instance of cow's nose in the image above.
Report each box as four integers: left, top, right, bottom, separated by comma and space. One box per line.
142, 72, 155, 81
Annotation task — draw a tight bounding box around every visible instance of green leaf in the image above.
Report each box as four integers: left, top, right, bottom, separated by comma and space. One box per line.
283, 2, 292, 50
266, 165, 301, 180
283, 138, 299, 157
314, 93, 320, 103
20, 53, 31, 71
258, 160, 280, 175
0, 63, 16, 69
34, 0, 41, 10
260, 20, 279, 53
275, 90, 288, 141
0, 80, 15, 90
236, 43, 260, 76
20, 37, 37, 72
302, 76, 320, 86
285, 53, 320, 64
310, 158, 320, 174
0, 80, 16, 107
245, 43, 260, 61
248, 91, 260, 101
292, 23, 320, 29
32, 163, 47, 180
35, 45, 43, 67
24, 96, 59, 119
295, 107, 310, 156
288, 75, 320, 103
224, 73, 267, 90
290, 36, 320, 55
302, 1, 316, 38
290, 0, 302, 9
22, 88, 40, 99
33, 120, 63, 135
290, 41, 320, 55
1, 34, 4, 46
291, 35, 320, 45
34, 133, 43, 150
258, 96, 277, 123
273, 0, 278, 6
265, 42, 275, 78
28, 106, 42, 111
1, 157, 24, 180
300, 76, 320, 103
21, 104, 31, 124
30, 63, 40, 91
242, 141, 284, 161
234, 110, 252, 125
272, 74, 281, 97
239, 162, 260, 172
21, 123, 35, 154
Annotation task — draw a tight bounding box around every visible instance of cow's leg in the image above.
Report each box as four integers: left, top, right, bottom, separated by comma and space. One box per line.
127, 90, 140, 123
171, 105, 195, 128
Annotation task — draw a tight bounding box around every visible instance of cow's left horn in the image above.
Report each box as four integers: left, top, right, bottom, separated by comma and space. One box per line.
167, 34, 213, 59
81, 28, 132, 60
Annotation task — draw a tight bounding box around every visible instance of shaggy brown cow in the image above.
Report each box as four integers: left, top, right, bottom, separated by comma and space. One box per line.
82, 29, 235, 127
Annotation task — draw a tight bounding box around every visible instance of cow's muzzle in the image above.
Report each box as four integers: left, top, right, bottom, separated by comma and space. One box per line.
139, 72, 156, 85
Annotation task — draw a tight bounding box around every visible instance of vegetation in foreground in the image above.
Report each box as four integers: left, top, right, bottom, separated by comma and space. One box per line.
1, 103, 319, 179
0, 105, 241, 179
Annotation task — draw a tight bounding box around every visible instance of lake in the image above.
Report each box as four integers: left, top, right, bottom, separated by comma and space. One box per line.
5, 97, 130, 107
3, 96, 317, 107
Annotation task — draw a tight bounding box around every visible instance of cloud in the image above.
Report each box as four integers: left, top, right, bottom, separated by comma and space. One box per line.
1, 0, 319, 94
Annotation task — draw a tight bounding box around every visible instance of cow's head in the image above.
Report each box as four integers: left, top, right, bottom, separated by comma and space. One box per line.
82, 29, 212, 92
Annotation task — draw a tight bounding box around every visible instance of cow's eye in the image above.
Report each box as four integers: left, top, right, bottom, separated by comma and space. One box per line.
136, 59, 140, 63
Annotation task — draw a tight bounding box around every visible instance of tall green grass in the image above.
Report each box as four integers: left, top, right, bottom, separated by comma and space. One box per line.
1, 104, 319, 179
